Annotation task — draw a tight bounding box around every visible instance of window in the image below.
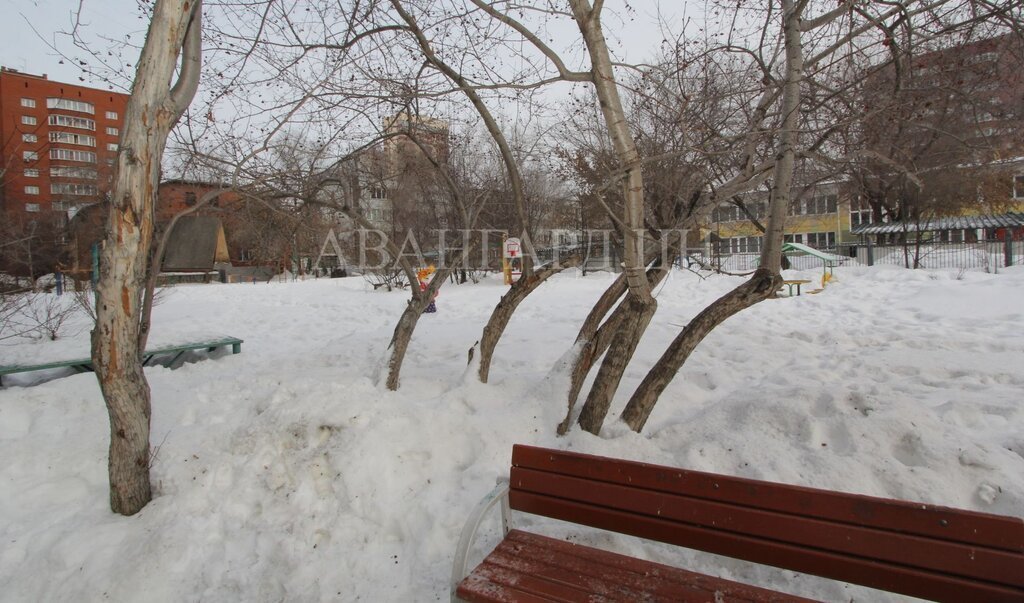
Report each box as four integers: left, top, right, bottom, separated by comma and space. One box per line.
21, 115, 37, 126
49, 148, 97, 163
51, 182, 98, 196
23, 151, 38, 161
711, 202, 765, 223
185, 192, 197, 206
850, 198, 874, 227
24, 185, 40, 195
24, 168, 39, 178
940, 229, 966, 243
22, 133, 37, 143
370, 186, 387, 199
52, 201, 69, 212
46, 98, 95, 114
49, 131, 96, 147
105, 110, 118, 120
790, 194, 838, 216
805, 232, 836, 249
50, 166, 98, 179
48, 114, 95, 130
715, 236, 763, 254
1014, 175, 1024, 199
25, 203, 41, 213
20, 97, 36, 108
105, 126, 119, 136
106, 143, 118, 152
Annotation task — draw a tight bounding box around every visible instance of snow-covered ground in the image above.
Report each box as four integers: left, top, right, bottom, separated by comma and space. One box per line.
1, 266, 1022, 601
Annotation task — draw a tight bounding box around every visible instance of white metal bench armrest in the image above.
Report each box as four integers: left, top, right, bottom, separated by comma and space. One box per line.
450, 479, 510, 602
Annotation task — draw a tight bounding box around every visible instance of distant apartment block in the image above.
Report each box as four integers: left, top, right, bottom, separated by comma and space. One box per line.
1, 67, 128, 219
706, 34, 1024, 253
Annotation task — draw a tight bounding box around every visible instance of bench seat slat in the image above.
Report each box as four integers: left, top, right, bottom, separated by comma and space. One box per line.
487, 533, 745, 601
458, 571, 562, 603
511, 445, 1023, 553
457, 530, 811, 603
509, 490, 1023, 603
510, 466, 1023, 588
498, 530, 797, 601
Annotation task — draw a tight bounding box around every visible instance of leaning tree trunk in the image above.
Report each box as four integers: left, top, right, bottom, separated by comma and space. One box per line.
558, 259, 671, 434
382, 292, 433, 390
576, 294, 657, 434
559, 0, 656, 436
556, 273, 628, 434
619, 271, 778, 431
383, 245, 475, 390
91, 0, 201, 516
618, 0, 803, 432
476, 254, 582, 383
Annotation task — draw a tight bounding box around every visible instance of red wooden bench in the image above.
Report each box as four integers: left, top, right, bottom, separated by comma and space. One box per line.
451, 445, 1024, 602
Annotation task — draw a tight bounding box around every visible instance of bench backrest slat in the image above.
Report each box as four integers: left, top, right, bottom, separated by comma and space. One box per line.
510, 445, 1024, 602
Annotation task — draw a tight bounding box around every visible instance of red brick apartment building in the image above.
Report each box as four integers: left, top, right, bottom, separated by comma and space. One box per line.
0, 67, 128, 219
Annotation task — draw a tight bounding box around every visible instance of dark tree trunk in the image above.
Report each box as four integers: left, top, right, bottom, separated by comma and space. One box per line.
557, 258, 672, 434
383, 294, 432, 391
576, 294, 657, 435
476, 254, 581, 383
619, 269, 780, 431
616, 0, 804, 434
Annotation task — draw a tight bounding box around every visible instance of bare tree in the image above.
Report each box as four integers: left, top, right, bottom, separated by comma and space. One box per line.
90, 0, 202, 515
618, 0, 1020, 433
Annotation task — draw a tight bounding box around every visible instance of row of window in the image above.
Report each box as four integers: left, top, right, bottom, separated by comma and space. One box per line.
712, 194, 839, 223
788, 194, 838, 216
23, 148, 111, 163
20, 96, 119, 119
24, 200, 85, 213
20, 114, 118, 135
22, 167, 98, 179
786, 232, 837, 248
715, 232, 840, 254
22, 182, 99, 196
715, 236, 763, 254
711, 202, 766, 223
49, 131, 97, 147
48, 114, 96, 130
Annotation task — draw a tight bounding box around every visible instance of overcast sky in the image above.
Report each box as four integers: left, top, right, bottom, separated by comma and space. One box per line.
0, 0, 697, 91
1, 0, 145, 89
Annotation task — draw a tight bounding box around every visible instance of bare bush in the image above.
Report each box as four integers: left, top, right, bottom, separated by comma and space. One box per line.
363, 268, 409, 291
0, 292, 83, 342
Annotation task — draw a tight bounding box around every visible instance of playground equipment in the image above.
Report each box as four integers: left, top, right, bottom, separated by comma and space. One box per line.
781, 242, 846, 288
502, 236, 522, 285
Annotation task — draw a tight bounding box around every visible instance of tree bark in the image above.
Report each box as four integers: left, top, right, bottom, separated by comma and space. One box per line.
91, 0, 200, 516
576, 294, 657, 434
558, 261, 672, 434
568, 0, 653, 304
619, 270, 779, 431
383, 244, 475, 390
618, 0, 805, 433
556, 280, 624, 431
476, 254, 582, 383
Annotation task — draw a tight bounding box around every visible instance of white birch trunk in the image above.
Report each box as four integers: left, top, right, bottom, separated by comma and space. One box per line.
91, 0, 201, 515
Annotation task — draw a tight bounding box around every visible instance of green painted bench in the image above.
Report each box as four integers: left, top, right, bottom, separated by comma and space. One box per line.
0, 336, 243, 386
